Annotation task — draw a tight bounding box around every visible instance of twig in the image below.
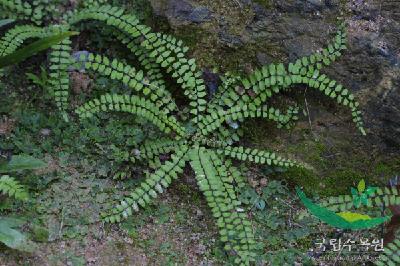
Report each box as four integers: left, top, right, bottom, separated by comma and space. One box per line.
304, 88, 313, 133
323, 153, 341, 158
59, 206, 65, 239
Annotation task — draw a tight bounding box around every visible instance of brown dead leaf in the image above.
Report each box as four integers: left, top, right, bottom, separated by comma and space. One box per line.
0, 117, 15, 136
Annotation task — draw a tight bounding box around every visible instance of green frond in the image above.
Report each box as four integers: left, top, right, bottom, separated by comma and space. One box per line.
319, 194, 354, 212
48, 26, 72, 116
227, 23, 347, 107
0, 0, 32, 22
75, 94, 186, 138
207, 67, 364, 135
189, 147, 257, 265
199, 135, 232, 149
213, 126, 241, 145
221, 158, 247, 190
66, 5, 207, 121
295, 69, 365, 134
135, 138, 186, 161
205, 23, 364, 135
375, 235, 400, 266
369, 187, 400, 207
288, 22, 347, 75
81, 0, 107, 7
0, 25, 73, 116
74, 52, 178, 114
141, 32, 207, 121
102, 146, 188, 223
114, 32, 172, 111
216, 145, 302, 168
320, 187, 400, 212
0, 0, 49, 25
0, 25, 56, 57
0, 175, 28, 201
198, 104, 299, 136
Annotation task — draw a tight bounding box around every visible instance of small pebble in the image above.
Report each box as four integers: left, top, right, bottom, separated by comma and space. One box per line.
40, 128, 51, 136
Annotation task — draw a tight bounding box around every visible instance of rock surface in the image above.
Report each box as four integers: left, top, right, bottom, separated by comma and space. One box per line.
148, 0, 400, 152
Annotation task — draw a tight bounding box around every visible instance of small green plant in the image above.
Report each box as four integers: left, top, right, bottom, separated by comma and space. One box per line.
238, 181, 316, 265
26, 66, 50, 90
0, 30, 77, 68
0, 1, 368, 264
0, 154, 46, 251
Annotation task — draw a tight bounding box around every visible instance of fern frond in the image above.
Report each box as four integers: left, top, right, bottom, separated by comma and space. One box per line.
287, 22, 347, 77
199, 135, 231, 149
296, 69, 365, 133
0, 0, 32, 22
114, 32, 172, 111
189, 147, 257, 265
207, 66, 364, 135
81, 0, 107, 8
0, 175, 28, 201
75, 94, 186, 138
208, 23, 346, 112
204, 23, 364, 134
198, 104, 299, 136
48, 25, 72, 116
142, 32, 207, 121
73, 52, 178, 114
0, 0, 48, 25
375, 236, 400, 266
102, 146, 188, 223
216, 145, 301, 168
66, 6, 207, 120
213, 126, 241, 145
320, 187, 400, 212
0, 25, 72, 112
222, 158, 247, 190
135, 138, 186, 161
0, 25, 55, 57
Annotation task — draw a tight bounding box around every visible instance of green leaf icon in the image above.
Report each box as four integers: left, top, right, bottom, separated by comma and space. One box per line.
357, 179, 366, 193
354, 197, 361, 208
296, 187, 391, 230
365, 186, 378, 196
337, 212, 371, 222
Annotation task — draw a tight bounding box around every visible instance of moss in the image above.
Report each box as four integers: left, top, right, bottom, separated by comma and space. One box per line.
174, 182, 202, 205
242, 117, 400, 198
281, 167, 322, 195
280, 149, 399, 197
253, 0, 272, 9
174, 25, 207, 49
295, 235, 314, 250
282, 167, 369, 197
31, 225, 49, 242
113, 0, 153, 23
373, 159, 400, 180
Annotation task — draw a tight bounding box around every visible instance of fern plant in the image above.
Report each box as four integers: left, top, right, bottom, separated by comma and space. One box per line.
0, 154, 46, 251
0, 1, 368, 264
0, 175, 28, 201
